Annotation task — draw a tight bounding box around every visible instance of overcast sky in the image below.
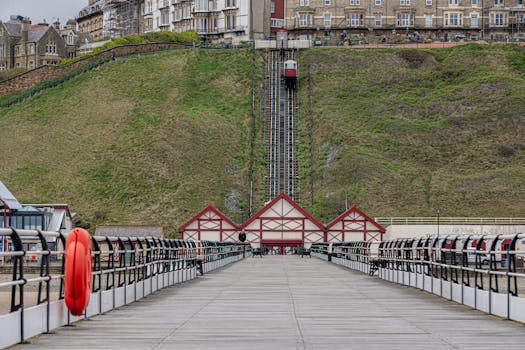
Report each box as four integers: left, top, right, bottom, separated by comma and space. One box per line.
0, 0, 86, 24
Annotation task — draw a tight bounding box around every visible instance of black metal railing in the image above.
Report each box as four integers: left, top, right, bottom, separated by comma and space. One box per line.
0, 228, 251, 348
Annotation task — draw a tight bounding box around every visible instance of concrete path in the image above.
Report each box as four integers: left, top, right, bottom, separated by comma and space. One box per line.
13, 256, 525, 350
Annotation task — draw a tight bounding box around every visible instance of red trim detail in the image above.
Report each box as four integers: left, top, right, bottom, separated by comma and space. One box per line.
241, 193, 324, 231
325, 204, 386, 233
178, 204, 239, 232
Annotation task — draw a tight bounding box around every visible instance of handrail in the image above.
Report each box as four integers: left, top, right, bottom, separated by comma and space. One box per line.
374, 217, 525, 226
312, 233, 525, 324
0, 228, 252, 348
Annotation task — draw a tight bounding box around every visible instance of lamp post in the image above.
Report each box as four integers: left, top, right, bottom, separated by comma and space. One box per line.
437, 207, 441, 238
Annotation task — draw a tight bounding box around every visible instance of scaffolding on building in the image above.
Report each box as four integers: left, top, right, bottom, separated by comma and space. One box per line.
103, 0, 141, 38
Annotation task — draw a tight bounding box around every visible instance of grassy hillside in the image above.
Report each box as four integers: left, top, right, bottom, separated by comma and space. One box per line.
0, 49, 262, 234
1, 45, 523, 233
297, 45, 525, 222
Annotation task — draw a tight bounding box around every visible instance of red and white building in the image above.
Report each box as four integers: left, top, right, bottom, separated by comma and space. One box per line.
240, 193, 325, 251
178, 193, 385, 253
179, 205, 240, 242
325, 205, 386, 243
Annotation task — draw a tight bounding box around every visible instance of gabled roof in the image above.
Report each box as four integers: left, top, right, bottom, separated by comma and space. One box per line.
241, 192, 325, 230
28, 25, 51, 42
326, 204, 386, 233
95, 226, 164, 238
3, 22, 22, 36
0, 181, 22, 210
178, 204, 239, 232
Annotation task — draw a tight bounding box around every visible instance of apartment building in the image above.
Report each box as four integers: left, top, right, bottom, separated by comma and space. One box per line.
143, 0, 271, 42
284, 0, 525, 40
77, 0, 105, 41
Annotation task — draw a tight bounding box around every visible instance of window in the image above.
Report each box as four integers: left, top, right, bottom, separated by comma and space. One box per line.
0, 63, 6, 71
490, 12, 506, 26
471, 0, 478, 5
325, 0, 331, 4
0, 44, 4, 58
518, 0, 523, 5
324, 13, 331, 27
347, 13, 363, 26
448, 0, 458, 5
46, 41, 57, 54
425, 14, 433, 27
444, 12, 463, 26
271, 1, 275, 13
299, 13, 313, 27
426, 0, 432, 4
299, 0, 310, 5
374, 14, 382, 26
375, 0, 381, 4
471, 13, 478, 27
400, 0, 411, 5
161, 12, 169, 25
517, 13, 525, 23
396, 13, 414, 26
350, 0, 361, 4
15, 46, 20, 56
494, 0, 503, 4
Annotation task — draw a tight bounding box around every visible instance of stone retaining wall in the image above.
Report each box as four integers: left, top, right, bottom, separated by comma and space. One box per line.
0, 42, 190, 97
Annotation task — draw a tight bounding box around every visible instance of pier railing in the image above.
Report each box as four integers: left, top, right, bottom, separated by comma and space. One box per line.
311, 233, 525, 324
0, 228, 250, 348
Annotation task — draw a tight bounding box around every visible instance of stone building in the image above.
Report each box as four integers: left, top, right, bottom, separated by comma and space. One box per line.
77, 0, 105, 41
0, 17, 70, 71
143, 0, 271, 43
284, 0, 525, 41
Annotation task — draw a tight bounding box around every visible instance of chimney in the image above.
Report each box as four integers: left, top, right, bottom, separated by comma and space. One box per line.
53, 18, 61, 30
21, 17, 31, 42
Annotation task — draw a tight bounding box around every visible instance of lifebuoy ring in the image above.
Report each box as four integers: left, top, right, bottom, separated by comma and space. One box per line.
64, 228, 92, 316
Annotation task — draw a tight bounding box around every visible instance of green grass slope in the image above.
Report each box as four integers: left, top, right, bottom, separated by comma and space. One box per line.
0, 49, 259, 234
297, 45, 525, 222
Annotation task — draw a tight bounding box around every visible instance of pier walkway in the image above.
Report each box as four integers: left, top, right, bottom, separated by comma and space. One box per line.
13, 256, 525, 350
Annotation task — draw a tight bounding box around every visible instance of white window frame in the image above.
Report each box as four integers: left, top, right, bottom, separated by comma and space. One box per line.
325, 0, 331, 5
425, 14, 433, 27
375, 0, 381, 4
324, 13, 331, 27
426, 0, 432, 5
470, 13, 478, 27
448, 0, 459, 5
299, 0, 310, 6
374, 14, 382, 26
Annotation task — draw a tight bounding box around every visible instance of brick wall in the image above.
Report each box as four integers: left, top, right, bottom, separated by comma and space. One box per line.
0, 42, 190, 97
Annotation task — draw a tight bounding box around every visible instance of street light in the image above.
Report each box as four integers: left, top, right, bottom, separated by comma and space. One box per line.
437, 207, 441, 238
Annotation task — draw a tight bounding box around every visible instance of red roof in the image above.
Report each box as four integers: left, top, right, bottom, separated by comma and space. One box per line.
241, 192, 325, 230
178, 204, 239, 232
326, 204, 386, 233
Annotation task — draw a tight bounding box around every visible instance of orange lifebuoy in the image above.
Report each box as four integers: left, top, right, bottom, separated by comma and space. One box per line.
64, 228, 92, 316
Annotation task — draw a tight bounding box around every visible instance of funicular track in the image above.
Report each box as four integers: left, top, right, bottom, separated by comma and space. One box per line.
265, 49, 298, 202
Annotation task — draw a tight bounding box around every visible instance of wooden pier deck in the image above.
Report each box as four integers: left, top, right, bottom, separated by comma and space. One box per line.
13, 256, 525, 350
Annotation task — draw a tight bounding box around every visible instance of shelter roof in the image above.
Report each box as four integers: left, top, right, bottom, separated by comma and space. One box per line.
95, 226, 164, 238
326, 204, 386, 233
241, 192, 324, 230
178, 205, 239, 232
0, 181, 22, 210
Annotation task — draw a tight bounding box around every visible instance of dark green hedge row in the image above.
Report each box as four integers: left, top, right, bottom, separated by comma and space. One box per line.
0, 56, 111, 108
